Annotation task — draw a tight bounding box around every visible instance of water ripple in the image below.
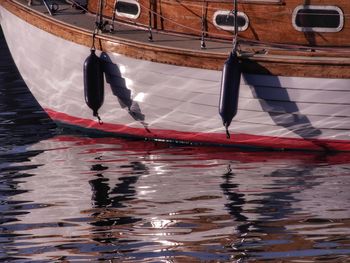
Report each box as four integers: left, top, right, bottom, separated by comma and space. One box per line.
1, 26, 350, 262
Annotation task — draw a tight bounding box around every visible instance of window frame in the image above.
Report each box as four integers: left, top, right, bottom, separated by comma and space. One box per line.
292, 5, 344, 33
115, 0, 141, 19
212, 10, 249, 32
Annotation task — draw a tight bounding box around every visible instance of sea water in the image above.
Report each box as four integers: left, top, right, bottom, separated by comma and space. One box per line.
1, 28, 350, 262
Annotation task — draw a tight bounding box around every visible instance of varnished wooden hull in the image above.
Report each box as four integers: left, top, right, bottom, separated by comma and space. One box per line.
1, 0, 350, 151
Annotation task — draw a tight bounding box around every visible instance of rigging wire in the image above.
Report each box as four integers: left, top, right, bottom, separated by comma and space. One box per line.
200, 0, 207, 48
65, 0, 89, 13
232, 0, 238, 51
70, 0, 350, 54
150, 0, 350, 17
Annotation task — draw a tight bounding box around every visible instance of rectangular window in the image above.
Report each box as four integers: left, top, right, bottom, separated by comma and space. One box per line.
292, 5, 343, 32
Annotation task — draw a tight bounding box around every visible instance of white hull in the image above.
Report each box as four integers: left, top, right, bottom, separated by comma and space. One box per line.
1, 5, 350, 150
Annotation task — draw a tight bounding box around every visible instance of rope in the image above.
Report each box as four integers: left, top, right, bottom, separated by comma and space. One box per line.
225, 123, 230, 139
101, 0, 350, 53
137, 1, 232, 38
90, 0, 106, 50
103, 1, 262, 39
232, 0, 238, 51
91, 31, 97, 50
140, 1, 350, 53
95, 0, 102, 28
104, 0, 350, 34
140, 0, 350, 17
109, 0, 118, 31
200, 0, 207, 48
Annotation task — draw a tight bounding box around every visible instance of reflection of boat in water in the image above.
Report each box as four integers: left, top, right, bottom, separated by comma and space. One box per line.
1, 0, 350, 151
3, 135, 350, 261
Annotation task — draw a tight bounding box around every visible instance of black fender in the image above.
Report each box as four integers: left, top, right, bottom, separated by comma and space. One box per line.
219, 51, 241, 133
83, 49, 104, 118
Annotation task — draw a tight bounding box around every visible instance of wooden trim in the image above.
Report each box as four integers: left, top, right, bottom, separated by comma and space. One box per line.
243, 59, 350, 78
1, 0, 350, 78
238, 0, 284, 4
1, 0, 227, 66
90, 0, 350, 47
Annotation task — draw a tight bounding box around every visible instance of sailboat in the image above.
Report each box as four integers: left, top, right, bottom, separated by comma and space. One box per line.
1, 0, 350, 151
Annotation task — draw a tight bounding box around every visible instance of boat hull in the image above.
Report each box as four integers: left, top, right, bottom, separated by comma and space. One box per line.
1, 3, 350, 151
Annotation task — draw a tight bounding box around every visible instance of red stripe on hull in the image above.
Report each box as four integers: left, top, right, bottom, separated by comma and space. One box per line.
46, 108, 350, 151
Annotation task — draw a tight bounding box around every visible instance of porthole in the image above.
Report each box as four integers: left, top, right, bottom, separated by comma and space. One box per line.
292, 5, 343, 32
115, 0, 141, 19
213, 11, 249, 32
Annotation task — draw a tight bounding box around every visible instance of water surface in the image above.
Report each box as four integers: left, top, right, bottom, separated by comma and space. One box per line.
1, 27, 350, 262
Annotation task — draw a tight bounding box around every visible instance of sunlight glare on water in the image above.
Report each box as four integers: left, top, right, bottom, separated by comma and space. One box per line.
1, 136, 350, 262
0, 26, 350, 263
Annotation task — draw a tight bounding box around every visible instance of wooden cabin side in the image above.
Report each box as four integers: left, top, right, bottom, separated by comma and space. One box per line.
88, 0, 350, 47
1, 0, 350, 79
